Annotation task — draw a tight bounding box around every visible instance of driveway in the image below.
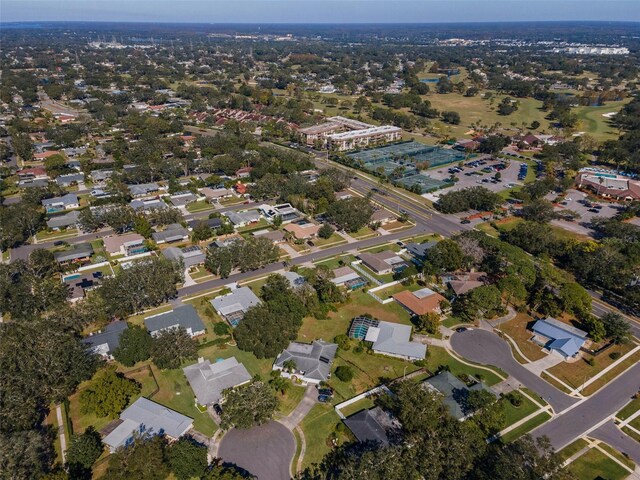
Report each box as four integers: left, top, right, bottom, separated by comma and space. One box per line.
450, 329, 578, 412
218, 420, 295, 480
279, 385, 318, 430
523, 353, 564, 376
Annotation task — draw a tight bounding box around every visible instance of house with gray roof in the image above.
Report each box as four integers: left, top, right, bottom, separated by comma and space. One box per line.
252, 229, 286, 244
162, 245, 206, 268
130, 198, 167, 211
83, 321, 128, 360
187, 217, 222, 231
42, 193, 79, 213
128, 183, 160, 197
90, 169, 113, 186
281, 271, 306, 288
211, 286, 262, 327
55, 173, 84, 187
225, 210, 261, 227
344, 407, 401, 447
361, 320, 426, 360
47, 210, 81, 230
331, 266, 367, 290
423, 371, 498, 420
358, 250, 406, 275
151, 224, 189, 244
102, 397, 193, 452
144, 305, 206, 338
405, 241, 438, 262
54, 243, 94, 264
273, 340, 338, 384
18, 178, 50, 188
183, 357, 252, 407
169, 192, 198, 207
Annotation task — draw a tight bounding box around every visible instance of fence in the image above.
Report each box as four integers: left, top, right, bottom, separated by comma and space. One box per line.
367, 280, 402, 304
334, 385, 393, 419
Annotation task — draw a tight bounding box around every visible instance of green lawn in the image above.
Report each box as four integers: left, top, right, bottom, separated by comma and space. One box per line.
558, 438, 590, 462
499, 411, 552, 443
501, 394, 540, 428
313, 254, 357, 270
299, 403, 351, 470
617, 398, 640, 421
573, 100, 630, 141
277, 385, 307, 416
350, 226, 378, 239
185, 200, 213, 213
313, 232, 348, 248
237, 218, 270, 233
35, 228, 79, 241
427, 346, 505, 386
338, 396, 376, 418
568, 447, 629, 480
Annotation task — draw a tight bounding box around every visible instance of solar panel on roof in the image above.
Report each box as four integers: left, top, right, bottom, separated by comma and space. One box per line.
319, 356, 330, 364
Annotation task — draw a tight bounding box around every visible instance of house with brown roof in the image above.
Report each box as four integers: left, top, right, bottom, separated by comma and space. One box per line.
442, 272, 488, 296
370, 209, 397, 226
284, 221, 321, 240
358, 250, 406, 275
576, 171, 640, 201
252, 229, 286, 244
103, 233, 146, 256
393, 287, 446, 316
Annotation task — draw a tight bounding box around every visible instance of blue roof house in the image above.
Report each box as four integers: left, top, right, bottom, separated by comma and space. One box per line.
531, 317, 587, 358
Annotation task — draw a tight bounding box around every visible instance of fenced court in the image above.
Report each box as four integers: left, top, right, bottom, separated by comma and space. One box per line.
396, 174, 451, 192
347, 140, 466, 169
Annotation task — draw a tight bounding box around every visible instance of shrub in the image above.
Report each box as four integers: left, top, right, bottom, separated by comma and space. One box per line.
334, 365, 354, 382
609, 351, 622, 360
213, 322, 231, 336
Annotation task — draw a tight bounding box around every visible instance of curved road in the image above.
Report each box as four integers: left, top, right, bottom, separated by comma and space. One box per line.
450, 329, 578, 412
218, 420, 295, 480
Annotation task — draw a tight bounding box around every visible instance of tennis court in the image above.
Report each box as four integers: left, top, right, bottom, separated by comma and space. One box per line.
395, 174, 451, 192
347, 140, 466, 169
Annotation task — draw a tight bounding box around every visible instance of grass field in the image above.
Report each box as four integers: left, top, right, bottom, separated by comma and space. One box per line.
573, 100, 630, 141
427, 346, 505, 386
497, 313, 548, 362
338, 396, 376, 418
501, 394, 540, 428
499, 411, 552, 443
567, 447, 629, 480
558, 438, 590, 462
299, 403, 352, 469
185, 200, 212, 213
616, 398, 640, 421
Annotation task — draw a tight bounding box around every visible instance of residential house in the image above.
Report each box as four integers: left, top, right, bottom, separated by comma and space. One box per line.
233, 183, 248, 195
344, 407, 401, 447
102, 397, 193, 452
335, 190, 353, 200
370, 209, 396, 226
235, 167, 253, 178
331, 266, 367, 289
404, 241, 437, 263
64, 271, 102, 302
82, 321, 128, 360
284, 220, 321, 240
393, 287, 446, 316
349, 317, 426, 360
47, 210, 81, 230
358, 250, 406, 275
423, 371, 498, 420
34, 150, 62, 160
144, 305, 206, 338
18, 178, 49, 188
183, 357, 252, 407
281, 271, 306, 289
54, 243, 94, 265
530, 317, 588, 358
90, 169, 113, 186
128, 183, 160, 197
200, 187, 234, 202
162, 245, 206, 268
225, 210, 261, 228
209, 235, 244, 249
169, 191, 198, 207
187, 217, 223, 231
259, 203, 301, 224
42, 193, 79, 213
17, 167, 48, 181
252, 229, 286, 244
130, 198, 167, 211
151, 224, 190, 244
442, 272, 488, 296
55, 173, 84, 187
273, 340, 338, 384
211, 286, 262, 327
103, 233, 146, 256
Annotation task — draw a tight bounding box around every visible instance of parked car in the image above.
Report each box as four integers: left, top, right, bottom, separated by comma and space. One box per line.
456, 327, 468, 333
318, 388, 334, 397
461, 219, 471, 224
318, 394, 331, 403
213, 404, 223, 415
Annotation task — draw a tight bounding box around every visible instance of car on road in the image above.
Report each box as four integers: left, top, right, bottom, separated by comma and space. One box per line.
213, 404, 223, 415
461, 219, 471, 224
53, 240, 66, 246
399, 209, 408, 215
588, 208, 599, 213
318, 394, 331, 403
456, 327, 468, 333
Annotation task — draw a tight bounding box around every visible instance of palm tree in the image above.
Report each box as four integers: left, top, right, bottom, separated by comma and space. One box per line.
283, 359, 297, 373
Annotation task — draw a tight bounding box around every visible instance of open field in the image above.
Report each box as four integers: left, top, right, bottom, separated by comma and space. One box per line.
573, 100, 630, 140
299, 403, 351, 469
497, 313, 548, 362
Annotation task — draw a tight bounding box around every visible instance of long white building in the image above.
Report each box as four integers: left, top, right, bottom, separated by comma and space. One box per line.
298, 115, 401, 150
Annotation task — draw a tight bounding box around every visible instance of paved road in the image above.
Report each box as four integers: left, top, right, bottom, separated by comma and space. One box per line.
449, 329, 579, 412
591, 420, 640, 465
588, 289, 640, 340
218, 420, 295, 480
179, 224, 424, 296
533, 362, 640, 452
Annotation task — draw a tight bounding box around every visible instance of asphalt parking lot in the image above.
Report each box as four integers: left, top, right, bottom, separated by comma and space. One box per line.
218, 420, 295, 480
548, 189, 622, 237
425, 157, 527, 201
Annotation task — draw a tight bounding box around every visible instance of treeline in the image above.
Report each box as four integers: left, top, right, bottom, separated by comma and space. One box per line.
436, 187, 503, 214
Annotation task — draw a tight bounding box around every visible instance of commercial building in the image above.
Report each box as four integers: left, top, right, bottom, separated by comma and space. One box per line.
327, 125, 402, 152
576, 171, 640, 201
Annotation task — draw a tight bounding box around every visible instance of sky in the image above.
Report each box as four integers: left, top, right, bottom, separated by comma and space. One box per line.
1, 0, 639, 24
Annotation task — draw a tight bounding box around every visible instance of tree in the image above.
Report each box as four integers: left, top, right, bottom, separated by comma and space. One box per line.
558, 282, 591, 318
201, 459, 246, 479
519, 199, 557, 223
465, 389, 504, 436
318, 222, 334, 239
601, 312, 631, 344
334, 365, 354, 382
151, 328, 198, 370
167, 436, 208, 480
584, 316, 606, 343
191, 221, 213, 242
442, 111, 461, 125
455, 285, 506, 321
112, 325, 152, 367
79, 368, 141, 418
531, 120, 541, 130
66, 427, 103, 478
415, 312, 440, 334
105, 435, 169, 480
436, 187, 502, 214
425, 239, 465, 272
326, 197, 374, 233
220, 382, 278, 430
0, 429, 56, 479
